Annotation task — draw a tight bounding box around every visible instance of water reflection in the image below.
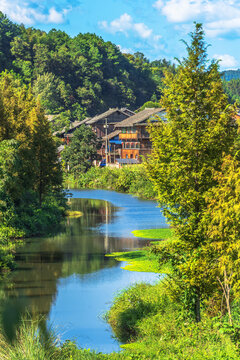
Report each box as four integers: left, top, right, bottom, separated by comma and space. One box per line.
1, 192, 165, 352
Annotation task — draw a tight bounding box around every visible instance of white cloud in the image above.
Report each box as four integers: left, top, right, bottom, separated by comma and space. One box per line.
153, 0, 240, 37
0, 0, 70, 25
153, 0, 202, 22
214, 54, 238, 68
47, 7, 65, 24
133, 23, 152, 39
99, 13, 154, 39
117, 45, 133, 54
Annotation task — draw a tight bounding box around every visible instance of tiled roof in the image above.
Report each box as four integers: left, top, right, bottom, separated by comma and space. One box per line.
86, 108, 120, 125
86, 108, 135, 125
53, 117, 90, 136
115, 108, 164, 127
102, 129, 121, 141
46, 114, 59, 122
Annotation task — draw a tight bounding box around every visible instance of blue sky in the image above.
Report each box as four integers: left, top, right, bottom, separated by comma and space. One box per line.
1, 0, 240, 70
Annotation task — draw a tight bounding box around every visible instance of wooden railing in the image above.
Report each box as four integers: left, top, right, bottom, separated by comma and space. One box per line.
119, 133, 138, 140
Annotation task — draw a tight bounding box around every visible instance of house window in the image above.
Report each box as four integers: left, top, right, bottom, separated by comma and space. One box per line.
131, 143, 135, 149
130, 154, 133, 159
136, 142, 140, 149
126, 143, 130, 148
122, 128, 126, 133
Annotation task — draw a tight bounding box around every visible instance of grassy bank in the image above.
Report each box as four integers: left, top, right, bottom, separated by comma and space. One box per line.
106, 282, 240, 360
1, 227, 240, 359
65, 165, 157, 199
2, 286, 240, 360
106, 228, 173, 273
132, 228, 173, 240
0, 190, 68, 274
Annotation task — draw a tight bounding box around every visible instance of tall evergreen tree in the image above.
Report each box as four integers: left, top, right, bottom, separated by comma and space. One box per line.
145, 23, 237, 321
30, 102, 62, 205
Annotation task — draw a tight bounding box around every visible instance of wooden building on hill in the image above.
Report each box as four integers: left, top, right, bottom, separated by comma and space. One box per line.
53, 108, 135, 143
114, 108, 166, 162
101, 129, 122, 163
85, 108, 135, 138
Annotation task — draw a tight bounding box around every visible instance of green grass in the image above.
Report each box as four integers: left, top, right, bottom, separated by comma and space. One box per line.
132, 228, 174, 240
106, 250, 161, 273
106, 282, 240, 360
106, 228, 175, 273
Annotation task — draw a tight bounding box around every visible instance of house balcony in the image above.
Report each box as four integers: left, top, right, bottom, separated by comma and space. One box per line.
119, 133, 138, 140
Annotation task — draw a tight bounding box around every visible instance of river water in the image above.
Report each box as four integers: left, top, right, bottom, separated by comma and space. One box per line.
2, 190, 167, 353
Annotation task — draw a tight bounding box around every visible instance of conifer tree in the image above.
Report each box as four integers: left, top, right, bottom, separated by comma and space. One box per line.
146, 23, 237, 321
30, 102, 62, 205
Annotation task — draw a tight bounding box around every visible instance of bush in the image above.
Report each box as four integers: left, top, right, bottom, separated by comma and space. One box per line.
65, 165, 157, 200
106, 282, 240, 359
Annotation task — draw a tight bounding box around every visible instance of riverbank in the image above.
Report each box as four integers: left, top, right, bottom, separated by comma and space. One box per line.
0, 190, 68, 274
106, 229, 240, 359
65, 165, 157, 200
2, 194, 239, 359
2, 230, 240, 360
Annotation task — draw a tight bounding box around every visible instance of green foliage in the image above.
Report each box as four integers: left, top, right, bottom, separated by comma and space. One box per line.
33, 73, 66, 114
0, 12, 20, 71
223, 78, 240, 105
30, 102, 62, 204
7, 190, 67, 237
222, 69, 240, 81
0, 140, 24, 204
145, 23, 237, 318
106, 248, 161, 273
200, 155, 240, 323
66, 165, 157, 199
0, 290, 239, 360
137, 101, 161, 112
0, 71, 66, 272
62, 125, 100, 175
106, 282, 240, 359
0, 14, 177, 127
0, 227, 23, 273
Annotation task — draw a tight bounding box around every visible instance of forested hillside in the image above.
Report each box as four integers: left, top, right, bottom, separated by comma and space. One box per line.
223, 78, 240, 104
0, 12, 174, 130
222, 69, 240, 81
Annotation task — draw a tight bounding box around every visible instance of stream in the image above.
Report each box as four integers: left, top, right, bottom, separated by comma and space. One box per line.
2, 190, 167, 353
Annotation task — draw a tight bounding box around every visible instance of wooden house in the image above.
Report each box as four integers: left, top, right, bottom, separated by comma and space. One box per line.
85, 108, 135, 138
114, 108, 166, 162
101, 129, 122, 163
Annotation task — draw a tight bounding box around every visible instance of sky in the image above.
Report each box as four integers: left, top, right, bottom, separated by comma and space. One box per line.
1, 0, 240, 70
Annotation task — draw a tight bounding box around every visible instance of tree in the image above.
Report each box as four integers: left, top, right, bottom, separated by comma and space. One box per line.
0, 140, 23, 205
33, 72, 64, 114
62, 125, 100, 174
145, 23, 237, 321
201, 155, 240, 324
30, 102, 62, 205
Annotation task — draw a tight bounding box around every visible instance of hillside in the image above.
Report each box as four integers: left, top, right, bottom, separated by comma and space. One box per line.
222, 69, 240, 81
0, 12, 175, 131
